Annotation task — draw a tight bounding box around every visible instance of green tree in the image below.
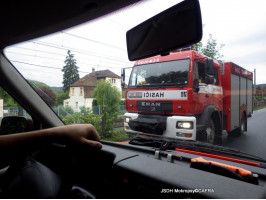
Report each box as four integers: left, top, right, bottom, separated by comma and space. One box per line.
62, 50, 80, 92
194, 34, 225, 60
0, 87, 18, 107
28, 80, 57, 107
35, 86, 57, 107
56, 91, 69, 105
93, 80, 121, 137
0, 87, 10, 105
0, 87, 23, 117
28, 80, 50, 88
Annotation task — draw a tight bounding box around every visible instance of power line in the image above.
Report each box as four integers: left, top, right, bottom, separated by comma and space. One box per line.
8, 49, 130, 70
12, 60, 62, 70
11, 60, 124, 74
32, 41, 131, 64
9, 46, 130, 67
6, 51, 99, 67
11, 60, 91, 73
20, 67, 62, 75
12, 46, 67, 57
16, 64, 91, 76
7, 51, 63, 62
62, 31, 126, 51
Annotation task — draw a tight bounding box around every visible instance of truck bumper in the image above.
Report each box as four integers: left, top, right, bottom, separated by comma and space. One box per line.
124, 113, 196, 141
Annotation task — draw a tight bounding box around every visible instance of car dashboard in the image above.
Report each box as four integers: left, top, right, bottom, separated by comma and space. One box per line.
50, 141, 266, 199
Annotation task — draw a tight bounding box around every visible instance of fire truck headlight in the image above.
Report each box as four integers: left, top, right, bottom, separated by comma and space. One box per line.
125, 117, 131, 123
176, 121, 193, 129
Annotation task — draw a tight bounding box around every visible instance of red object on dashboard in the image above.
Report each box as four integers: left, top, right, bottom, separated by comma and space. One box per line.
175, 148, 259, 166
191, 157, 252, 176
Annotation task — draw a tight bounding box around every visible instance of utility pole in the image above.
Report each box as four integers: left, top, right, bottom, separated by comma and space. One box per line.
253, 69, 256, 109
254, 69, 256, 95
0, 99, 3, 118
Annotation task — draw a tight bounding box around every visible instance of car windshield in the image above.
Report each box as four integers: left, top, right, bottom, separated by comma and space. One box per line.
2, 0, 266, 161
129, 59, 190, 88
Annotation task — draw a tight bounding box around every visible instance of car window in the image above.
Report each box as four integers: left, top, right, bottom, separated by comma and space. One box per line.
0, 86, 32, 128
3, 0, 266, 160
0, 86, 31, 117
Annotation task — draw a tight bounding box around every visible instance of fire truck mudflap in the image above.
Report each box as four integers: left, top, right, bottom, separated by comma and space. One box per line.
124, 113, 196, 140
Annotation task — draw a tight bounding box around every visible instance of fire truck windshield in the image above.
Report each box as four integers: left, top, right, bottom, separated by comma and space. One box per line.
129, 59, 190, 88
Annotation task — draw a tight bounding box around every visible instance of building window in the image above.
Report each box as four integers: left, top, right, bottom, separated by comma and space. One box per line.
71, 88, 75, 96
111, 79, 116, 84
80, 87, 83, 96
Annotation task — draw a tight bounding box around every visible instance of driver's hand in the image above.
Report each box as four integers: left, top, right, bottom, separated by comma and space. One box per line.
54, 124, 102, 150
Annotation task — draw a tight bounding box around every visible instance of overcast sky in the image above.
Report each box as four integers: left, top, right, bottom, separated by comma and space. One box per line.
4, 0, 266, 87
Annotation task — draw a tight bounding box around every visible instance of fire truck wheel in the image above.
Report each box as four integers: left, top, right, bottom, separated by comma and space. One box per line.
238, 113, 246, 136
206, 119, 215, 144
229, 113, 246, 137
205, 118, 221, 145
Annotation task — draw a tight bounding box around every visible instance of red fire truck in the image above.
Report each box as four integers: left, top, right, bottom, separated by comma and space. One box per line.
122, 50, 253, 144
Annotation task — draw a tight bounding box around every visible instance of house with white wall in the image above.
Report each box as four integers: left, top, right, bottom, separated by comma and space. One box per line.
64, 69, 122, 112
0, 99, 3, 118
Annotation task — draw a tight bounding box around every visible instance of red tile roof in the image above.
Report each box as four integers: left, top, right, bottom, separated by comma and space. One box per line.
71, 69, 121, 87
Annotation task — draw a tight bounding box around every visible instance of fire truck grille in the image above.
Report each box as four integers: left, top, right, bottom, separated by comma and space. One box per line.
137, 101, 173, 112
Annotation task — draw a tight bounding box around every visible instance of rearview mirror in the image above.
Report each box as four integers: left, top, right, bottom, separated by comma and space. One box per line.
126, 0, 202, 61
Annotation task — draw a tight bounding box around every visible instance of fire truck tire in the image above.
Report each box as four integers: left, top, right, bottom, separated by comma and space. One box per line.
229, 113, 246, 137
237, 113, 246, 136
205, 118, 221, 145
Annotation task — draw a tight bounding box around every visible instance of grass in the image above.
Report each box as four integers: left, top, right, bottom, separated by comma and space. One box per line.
254, 106, 266, 111
102, 128, 130, 142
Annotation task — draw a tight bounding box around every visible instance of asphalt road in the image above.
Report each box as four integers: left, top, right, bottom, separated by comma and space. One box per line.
221, 108, 266, 160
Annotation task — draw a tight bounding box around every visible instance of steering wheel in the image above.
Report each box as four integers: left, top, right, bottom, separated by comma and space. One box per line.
1, 144, 96, 198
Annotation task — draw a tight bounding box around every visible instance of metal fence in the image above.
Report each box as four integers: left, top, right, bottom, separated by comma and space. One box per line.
92, 105, 126, 115
254, 100, 266, 110
3, 107, 28, 116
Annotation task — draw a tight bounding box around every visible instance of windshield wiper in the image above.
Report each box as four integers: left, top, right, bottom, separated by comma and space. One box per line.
132, 83, 187, 89
129, 137, 266, 164
132, 84, 162, 89
135, 84, 159, 89
157, 83, 187, 88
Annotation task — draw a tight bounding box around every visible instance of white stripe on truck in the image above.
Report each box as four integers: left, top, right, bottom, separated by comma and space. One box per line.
127, 90, 188, 100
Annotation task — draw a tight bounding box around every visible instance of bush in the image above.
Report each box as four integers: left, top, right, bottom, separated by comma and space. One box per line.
102, 128, 129, 142
79, 106, 92, 115
119, 100, 125, 105
63, 113, 102, 134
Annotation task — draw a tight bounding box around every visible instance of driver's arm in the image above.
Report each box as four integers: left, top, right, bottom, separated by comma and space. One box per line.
0, 124, 102, 162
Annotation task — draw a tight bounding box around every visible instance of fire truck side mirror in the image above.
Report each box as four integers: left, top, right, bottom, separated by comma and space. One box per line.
193, 79, 199, 92
121, 68, 125, 89
205, 59, 214, 75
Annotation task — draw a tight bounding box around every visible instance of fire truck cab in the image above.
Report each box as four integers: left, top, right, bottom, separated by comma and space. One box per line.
123, 50, 253, 144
